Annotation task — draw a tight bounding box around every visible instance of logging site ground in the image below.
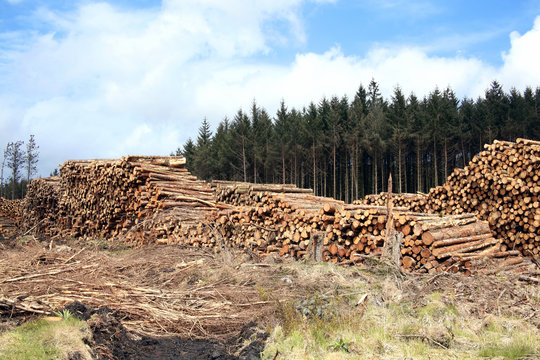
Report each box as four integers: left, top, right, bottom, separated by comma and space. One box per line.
0, 235, 539, 360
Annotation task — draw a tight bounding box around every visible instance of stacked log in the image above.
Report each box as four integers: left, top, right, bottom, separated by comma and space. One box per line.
426, 138, 539, 258
22, 177, 61, 236
208, 188, 519, 274
15, 146, 535, 274
212, 181, 313, 206
318, 205, 512, 273
54, 155, 216, 244
0, 198, 23, 236
353, 192, 429, 213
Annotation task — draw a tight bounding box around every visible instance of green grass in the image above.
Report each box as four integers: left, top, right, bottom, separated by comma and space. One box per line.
0, 312, 90, 360
478, 341, 536, 359
261, 285, 540, 360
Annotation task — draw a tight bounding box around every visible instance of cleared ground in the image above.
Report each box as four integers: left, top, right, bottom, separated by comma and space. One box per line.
1, 235, 539, 359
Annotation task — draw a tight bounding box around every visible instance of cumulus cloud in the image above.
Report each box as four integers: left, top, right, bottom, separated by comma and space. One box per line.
0, 1, 539, 176
499, 16, 540, 90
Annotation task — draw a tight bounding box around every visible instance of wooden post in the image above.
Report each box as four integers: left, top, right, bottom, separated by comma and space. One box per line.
383, 174, 401, 267
307, 231, 324, 263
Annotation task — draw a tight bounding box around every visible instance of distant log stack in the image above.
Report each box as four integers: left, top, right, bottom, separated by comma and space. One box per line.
353, 192, 429, 213
425, 138, 539, 259
23, 155, 217, 244
212, 181, 314, 206
22, 177, 61, 236
0, 197, 23, 236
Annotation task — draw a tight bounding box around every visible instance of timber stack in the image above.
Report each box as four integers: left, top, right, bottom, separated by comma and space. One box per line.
353, 192, 429, 213
211, 190, 530, 274
22, 177, 61, 236
212, 181, 314, 206
426, 138, 540, 259
302, 204, 525, 274
0, 197, 22, 236
29, 155, 217, 244
14, 137, 538, 274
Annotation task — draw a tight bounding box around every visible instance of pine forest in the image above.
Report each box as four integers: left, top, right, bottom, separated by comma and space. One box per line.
176, 80, 540, 202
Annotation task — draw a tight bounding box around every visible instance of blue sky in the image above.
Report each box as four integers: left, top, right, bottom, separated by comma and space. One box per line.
1, 0, 540, 176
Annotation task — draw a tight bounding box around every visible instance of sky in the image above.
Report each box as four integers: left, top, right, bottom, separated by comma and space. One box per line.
1, 0, 540, 176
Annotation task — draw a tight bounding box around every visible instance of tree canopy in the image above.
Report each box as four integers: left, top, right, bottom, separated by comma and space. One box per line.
176, 81, 540, 202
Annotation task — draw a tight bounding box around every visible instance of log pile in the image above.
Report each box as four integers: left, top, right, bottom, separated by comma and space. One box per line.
22, 177, 61, 236
314, 205, 523, 274
425, 138, 540, 259
209, 188, 527, 274
16, 139, 537, 274
0, 197, 22, 236
353, 192, 428, 213
212, 181, 314, 206
45, 155, 217, 243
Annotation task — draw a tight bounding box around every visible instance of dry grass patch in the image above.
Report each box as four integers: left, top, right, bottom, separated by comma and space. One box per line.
0, 311, 91, 360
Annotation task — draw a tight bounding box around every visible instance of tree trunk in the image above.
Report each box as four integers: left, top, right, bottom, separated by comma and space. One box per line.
398, 139, 402, 193
374, 152, 378, 194
461, 137, 466, 168
354, 145, 359, 200
253, 156, 257, 184
281, 147, 286, 185
0, 157, 4, 198
333, 143, 336, 199
433, 136, 438, 187
345, 153, 349, 203
350, 149, 355, 202
242, 137, 247, 183
416, 140, 421, 193
294, 148, 298, 186
312, 141, 317, 196
444, 138, 448, 181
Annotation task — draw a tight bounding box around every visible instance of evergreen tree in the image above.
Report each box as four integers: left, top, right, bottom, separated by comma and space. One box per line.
388, 86, 408, 193
305, 102, 323, 195
25, 134, 39, 185
426, 88, 443, 187
232, 109, 252, 182
5, 141, 24, 199
484, 80, 508, 142
457, 98, 474, 167
179, 138, 196, 171
274, 100, 291, 184
211, 118, 236, 180
348, 86, 367, 199
407, 93, 425, 192
193, 118, 213, 180
0, 143, 7, 198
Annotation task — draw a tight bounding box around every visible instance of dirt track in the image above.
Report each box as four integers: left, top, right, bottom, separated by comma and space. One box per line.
1, 235, 539, 359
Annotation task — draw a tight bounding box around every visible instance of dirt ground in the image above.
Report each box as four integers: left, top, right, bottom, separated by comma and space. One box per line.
1, 233, 539, 359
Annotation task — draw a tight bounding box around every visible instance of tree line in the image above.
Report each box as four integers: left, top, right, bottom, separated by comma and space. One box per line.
175, 80, 540, 202
1, 135, 39, 200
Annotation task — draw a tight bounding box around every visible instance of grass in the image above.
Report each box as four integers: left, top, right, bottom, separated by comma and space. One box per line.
260, 263, 540, 360
0, 311, 91, 360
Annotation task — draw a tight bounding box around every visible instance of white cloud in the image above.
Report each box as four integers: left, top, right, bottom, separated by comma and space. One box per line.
0, 1, 539, 176
499, 16, 540, 90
